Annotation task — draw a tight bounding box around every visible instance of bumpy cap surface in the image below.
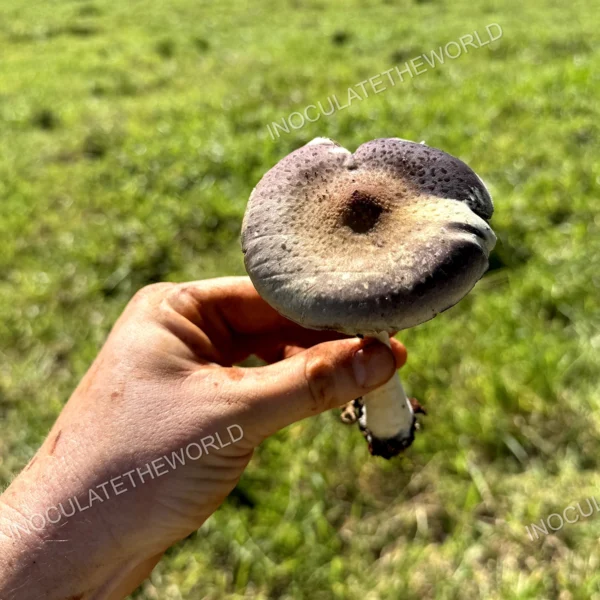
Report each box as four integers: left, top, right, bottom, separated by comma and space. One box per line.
242, 137, 496, 335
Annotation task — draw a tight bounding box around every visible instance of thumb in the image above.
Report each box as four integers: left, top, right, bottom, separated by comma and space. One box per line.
234, 338, 398, 436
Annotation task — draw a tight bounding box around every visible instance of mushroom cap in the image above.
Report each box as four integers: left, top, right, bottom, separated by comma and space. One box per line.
241, 137, 496, 335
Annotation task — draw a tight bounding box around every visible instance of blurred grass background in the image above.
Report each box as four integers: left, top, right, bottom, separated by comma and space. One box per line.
1, 0, 599, 598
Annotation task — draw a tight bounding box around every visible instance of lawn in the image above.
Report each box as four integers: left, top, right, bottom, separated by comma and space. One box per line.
1, 0, 599, 598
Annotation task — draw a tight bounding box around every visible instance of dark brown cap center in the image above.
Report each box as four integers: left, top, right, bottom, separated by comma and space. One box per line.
340, 190, 384, 234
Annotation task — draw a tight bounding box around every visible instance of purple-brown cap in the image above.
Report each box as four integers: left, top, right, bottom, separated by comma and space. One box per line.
242, 138, 495, 335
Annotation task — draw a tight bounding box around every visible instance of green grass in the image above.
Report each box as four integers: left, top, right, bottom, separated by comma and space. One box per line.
1, 0, 599, 598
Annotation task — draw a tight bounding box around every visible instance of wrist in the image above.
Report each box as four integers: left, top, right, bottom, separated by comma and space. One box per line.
0, 465, 126, 600
0, 495, 76, 600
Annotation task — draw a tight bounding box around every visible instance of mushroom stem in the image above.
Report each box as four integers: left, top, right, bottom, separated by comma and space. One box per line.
359, 332, 416, 458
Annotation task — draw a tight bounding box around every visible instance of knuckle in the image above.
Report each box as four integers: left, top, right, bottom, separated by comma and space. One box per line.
128, 283, 177, 322
132, 282, 174, 304
164, 284, 203, 317
172, 283, 200, 303
304, 351, 338, 413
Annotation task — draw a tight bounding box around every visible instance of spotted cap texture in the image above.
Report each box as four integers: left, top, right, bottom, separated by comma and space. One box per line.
241, 137, 496, 335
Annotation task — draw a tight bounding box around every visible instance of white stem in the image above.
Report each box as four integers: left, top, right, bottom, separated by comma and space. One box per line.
361, 331, 414, 440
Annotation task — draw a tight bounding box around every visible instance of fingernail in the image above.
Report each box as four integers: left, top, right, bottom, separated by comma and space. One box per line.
352, 343, 395, 388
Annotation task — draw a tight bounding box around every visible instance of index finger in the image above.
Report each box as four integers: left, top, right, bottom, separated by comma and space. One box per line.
169, 276, 308, 334
162, 277, 405, 366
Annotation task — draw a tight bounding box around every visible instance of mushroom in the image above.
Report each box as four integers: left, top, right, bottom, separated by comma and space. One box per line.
241, 137, 496, 458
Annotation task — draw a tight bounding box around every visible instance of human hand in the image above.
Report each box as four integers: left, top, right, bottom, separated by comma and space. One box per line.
0, 277, 406, 600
